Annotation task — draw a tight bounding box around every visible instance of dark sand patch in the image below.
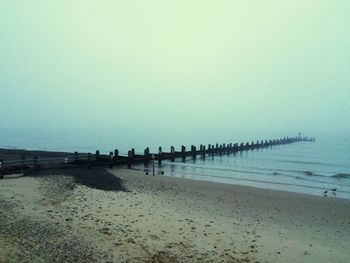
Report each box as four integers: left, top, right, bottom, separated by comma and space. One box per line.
27, 167, 127, 192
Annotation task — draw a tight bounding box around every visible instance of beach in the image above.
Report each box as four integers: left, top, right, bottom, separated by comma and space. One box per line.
0, 167, 349, 263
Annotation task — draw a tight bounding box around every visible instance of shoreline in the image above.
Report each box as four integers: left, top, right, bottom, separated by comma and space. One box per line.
1, 167, 349, 262
132, 165, 350, 200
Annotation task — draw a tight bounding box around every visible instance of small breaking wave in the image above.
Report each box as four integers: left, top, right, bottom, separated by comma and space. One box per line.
332, 173, 350, 179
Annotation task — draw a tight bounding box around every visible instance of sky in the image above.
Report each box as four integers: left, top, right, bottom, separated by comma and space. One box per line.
0, 1, 350, 150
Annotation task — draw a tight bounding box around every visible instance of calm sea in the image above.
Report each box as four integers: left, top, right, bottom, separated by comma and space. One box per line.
1, 128, 350, 199
135, 137, 350, 199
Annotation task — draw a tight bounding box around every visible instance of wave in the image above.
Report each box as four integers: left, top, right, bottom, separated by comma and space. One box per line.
160, 161, 350, 187
303, 171, 350, 179
140, 167, 350, 194
274, 159, 350, 168
332, 173, 350, 179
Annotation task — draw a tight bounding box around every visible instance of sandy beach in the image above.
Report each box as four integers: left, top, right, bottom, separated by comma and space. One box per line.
0, 167, 349, 263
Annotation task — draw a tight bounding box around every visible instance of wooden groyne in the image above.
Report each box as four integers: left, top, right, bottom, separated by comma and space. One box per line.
0, 136, 315, 177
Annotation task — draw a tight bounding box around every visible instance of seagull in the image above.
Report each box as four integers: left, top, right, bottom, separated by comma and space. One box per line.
323, 190, 328, 196
331, 188, 337, 192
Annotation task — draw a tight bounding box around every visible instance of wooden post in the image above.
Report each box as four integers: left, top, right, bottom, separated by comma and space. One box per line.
95, 150, 100, 161
191, 145, 196, 159
128, 150, 132, 168
233, 143, 238, 152
109, 151, 114, 167
114, 149, 119, 160
144, 147, 150, 164
240, 143, 244, 151
181, 145, 186, 161
158, 147, 162, 164
170, 146, 175, 162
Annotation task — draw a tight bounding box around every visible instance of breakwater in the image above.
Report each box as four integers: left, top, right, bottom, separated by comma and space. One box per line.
0, 136, 315, 176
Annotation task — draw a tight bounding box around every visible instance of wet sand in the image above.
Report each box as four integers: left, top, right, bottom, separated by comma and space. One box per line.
0, 167, 349, 262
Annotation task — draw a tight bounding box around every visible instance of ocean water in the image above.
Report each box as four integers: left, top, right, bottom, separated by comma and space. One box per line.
1, 128, 350, 199
135, 137, 350, 199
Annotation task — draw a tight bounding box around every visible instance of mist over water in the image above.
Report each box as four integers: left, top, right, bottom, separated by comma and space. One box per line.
2, 128, 349, 199
1, 1, 350, 198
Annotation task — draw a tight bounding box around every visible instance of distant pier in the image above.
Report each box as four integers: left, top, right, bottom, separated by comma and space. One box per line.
0, 136, 315, 177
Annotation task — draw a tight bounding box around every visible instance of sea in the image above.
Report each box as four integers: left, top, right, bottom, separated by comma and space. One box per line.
1, 128, 350, 199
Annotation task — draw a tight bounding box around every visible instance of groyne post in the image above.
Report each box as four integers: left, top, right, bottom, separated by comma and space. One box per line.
144, 147, 150, 164
158, 147, 162, 164
109, 151, 114, 167
95, 150, 100, 161
191, 145, 196, 159
240, 143, 244, 151
128, 150, 133, 168
229, 143, 233, 153
170, 146, 175, 162
114, 149, 119, 161
181, 145, 186, 161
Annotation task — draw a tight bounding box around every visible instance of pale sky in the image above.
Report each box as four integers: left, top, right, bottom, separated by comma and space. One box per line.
1, 1, 350, 146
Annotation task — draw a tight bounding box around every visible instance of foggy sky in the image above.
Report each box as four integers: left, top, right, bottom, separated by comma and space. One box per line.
1, 1, 350, 145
